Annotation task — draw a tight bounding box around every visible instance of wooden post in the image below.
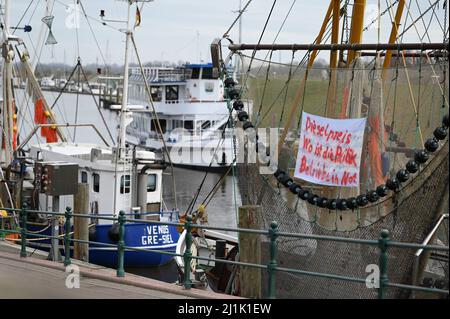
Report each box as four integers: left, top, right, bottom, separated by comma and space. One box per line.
73, 183, 89, 262
238, 205, 262, 298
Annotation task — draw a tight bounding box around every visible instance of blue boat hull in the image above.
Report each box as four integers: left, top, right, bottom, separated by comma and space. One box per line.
27, 220, 180, 267
90, 222, 180, 267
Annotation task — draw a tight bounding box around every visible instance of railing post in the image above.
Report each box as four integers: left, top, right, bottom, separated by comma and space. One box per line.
268, 221, 279, 299
64, 207, 72, 266
378, 229, 390, 299
183, 215, 193, 289
20, 204, 28, 258
116, 211, 125, 277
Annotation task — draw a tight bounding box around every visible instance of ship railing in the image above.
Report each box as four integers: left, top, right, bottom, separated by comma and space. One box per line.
1, 206, 448, 299
411, 214, 449, 298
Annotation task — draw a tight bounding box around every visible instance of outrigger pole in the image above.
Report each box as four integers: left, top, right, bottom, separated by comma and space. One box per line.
382, 0, 405, 79
228, 42, 449, 51
346, 0, 366, 66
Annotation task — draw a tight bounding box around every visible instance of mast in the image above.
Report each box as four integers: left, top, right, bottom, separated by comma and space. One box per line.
3, 0, 9, 31
119, 3, 132, 154
1, 0, 15, 166
112, 1, 132, 216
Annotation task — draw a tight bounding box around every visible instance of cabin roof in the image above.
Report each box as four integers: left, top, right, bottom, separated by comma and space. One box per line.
185, 63, 213, 69
32, 143, 113, 156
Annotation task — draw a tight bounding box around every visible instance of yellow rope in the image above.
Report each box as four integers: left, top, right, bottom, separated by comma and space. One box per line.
3, 223, 96, 242
386, 0, 424, 146
399, 51, 424, 146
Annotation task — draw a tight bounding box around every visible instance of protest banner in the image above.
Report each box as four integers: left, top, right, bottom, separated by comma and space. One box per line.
294, 112, 366, 187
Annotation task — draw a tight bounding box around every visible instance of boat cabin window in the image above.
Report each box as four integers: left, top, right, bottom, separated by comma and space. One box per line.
201, 67, 214, 79
81, 171, 88, 184
120, 175, 131, 194
151, 119, 166, 133
184, 120, 193, 131
147, 174, 157, 192
165, 85, 179, 101
150, 86, 162, 102
190, 68, 200, 79
93, 173, 100, 192
201, 121, 211, 130
172, 119, 183, 129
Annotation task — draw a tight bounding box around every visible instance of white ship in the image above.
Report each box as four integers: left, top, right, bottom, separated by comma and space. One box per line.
124, 63, 252, 171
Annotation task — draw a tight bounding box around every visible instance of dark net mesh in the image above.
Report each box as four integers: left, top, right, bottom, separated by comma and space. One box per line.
237, 141, 448, 299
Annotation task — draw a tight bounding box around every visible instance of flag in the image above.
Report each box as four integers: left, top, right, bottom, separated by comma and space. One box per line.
46, 126, 58, 143
34, 99, 45, 124
135, 6, 141, 27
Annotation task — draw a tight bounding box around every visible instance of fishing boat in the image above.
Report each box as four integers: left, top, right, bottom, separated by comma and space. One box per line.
180, 0, 449, 297
0, 0, 180, 267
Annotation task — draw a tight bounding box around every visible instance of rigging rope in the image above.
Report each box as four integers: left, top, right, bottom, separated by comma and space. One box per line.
185, 116, 232, 216
222, 0, 254, 38
278, 51, 296, 129
239, 0, 278, 98
78, 63, 116, 144
254, 50, 273, 126
130, 33, 178, 210
73, 58, 81, 140
78, 0, 109, 68
255, 0, 297, 77
11, 0, 35, 35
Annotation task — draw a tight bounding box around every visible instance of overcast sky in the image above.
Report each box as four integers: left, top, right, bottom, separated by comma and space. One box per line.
4, 0, 447, 66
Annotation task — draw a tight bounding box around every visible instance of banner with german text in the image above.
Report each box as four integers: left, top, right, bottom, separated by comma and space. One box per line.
294, 112, 366, 187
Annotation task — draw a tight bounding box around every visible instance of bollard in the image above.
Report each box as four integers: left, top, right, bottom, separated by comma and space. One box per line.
378, 229, 390, 299
183, 215, 193, 289
116, 211, 125, 277
267, 221, 279, 299
64, 207, 72, 266
20, 204, 28, 258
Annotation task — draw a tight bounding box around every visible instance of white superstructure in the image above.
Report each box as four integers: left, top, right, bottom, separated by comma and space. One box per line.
29, 142, 165, 224
126, 63, 252, 170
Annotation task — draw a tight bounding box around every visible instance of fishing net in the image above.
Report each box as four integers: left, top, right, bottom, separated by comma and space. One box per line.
235, 59, 449, 298
237, 139, 448, 299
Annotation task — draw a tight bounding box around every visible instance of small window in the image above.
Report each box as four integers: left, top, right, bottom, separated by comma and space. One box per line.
151, 119, 166, 133
202, 121, 211, 130
204, 82, 214, 93
120, 175, 131, 194
150, 86, 162, 102
165, 85, 179, 101
172, 119, 183, 129
81, 171, 88, 184
147, 174, 157, 192
93, 173, 100, 192
201, 67, 214, 79
190, 68, 200, 79
184, 120, 193, 131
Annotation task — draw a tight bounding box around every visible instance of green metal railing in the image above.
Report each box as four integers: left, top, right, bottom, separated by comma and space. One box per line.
0, 206, 448, 299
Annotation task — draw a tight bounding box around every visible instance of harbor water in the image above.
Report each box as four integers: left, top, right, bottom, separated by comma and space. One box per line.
15, 90, 240, 282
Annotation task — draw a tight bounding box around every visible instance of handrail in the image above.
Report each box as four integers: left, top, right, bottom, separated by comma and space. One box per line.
411, 214, 449, 298
1, 206, 448, 299
17, 123, 111, 151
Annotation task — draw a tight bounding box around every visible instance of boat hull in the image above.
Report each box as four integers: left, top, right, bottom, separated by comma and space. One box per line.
90, 222, 179, 267
27, 220, 180, 267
